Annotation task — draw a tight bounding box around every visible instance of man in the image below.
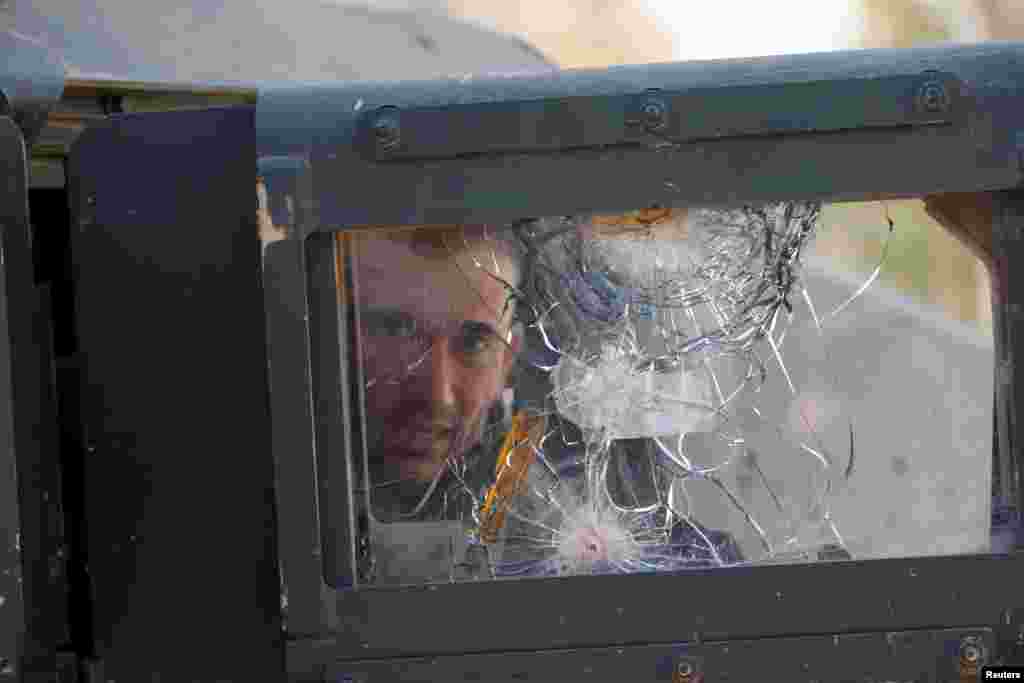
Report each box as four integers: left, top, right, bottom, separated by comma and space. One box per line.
346, 218, 747, 578
348, 225, 522, 524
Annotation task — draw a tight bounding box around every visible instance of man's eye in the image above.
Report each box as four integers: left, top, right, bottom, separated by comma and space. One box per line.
453, 321, 498, 356
363, 311, 418, 337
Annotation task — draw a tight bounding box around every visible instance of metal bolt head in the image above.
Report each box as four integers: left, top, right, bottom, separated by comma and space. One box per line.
673, 660, 703, 683
371, 108, 401, 150
917, 81, 950, 114
673, 660, 698, 682
641, 100, 668, 131
959, 636, 986, 668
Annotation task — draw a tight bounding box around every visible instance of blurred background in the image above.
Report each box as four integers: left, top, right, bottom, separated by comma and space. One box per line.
441, 0, 1020, 332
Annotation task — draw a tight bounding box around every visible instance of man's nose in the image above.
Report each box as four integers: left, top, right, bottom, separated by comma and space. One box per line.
429, 336, 458, 409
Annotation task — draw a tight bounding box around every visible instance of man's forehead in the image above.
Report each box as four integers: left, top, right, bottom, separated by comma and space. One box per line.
354, 229, 515, 270
353, 230, 516, 324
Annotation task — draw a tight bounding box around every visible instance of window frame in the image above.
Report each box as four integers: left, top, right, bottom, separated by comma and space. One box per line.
254, 41, 1024, 672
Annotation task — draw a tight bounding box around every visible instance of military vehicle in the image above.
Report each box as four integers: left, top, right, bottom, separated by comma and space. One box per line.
1, 1, 1021, 681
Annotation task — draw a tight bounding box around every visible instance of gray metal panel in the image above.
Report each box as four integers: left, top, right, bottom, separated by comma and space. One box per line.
321, 553, 1024, 661
321, 627, 996, 682
991, 192, 1024, 549
362, 72, 966, 162
255, 42, 1024, 230
0, 115, 69, 678
68, 106, 284, 681
0, 116, 26, 681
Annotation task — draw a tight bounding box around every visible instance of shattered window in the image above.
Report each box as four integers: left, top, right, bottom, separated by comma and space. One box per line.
337, 202, 993, 587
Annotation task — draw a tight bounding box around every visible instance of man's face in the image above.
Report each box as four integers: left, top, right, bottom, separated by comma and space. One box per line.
352, 230, 519, 508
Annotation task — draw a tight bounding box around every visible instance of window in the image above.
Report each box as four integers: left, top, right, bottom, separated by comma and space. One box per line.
334, 203, 994, 587
256, 44, 1024, 671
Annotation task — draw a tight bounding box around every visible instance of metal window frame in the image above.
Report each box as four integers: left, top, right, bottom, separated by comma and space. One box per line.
0, 115, 72, 680
0, 30, 72, 678
255, 42, 1024, 678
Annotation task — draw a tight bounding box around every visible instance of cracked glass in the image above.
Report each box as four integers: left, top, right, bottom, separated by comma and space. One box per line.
330, 202, 995, 587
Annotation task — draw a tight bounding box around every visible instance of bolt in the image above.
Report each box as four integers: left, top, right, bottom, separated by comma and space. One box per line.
372, 108, 401, 150
960, 637, 985, 667
641, 100, 667, 131
917, 81, 950, 114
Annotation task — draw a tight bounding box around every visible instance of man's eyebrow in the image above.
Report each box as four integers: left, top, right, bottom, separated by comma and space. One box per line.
359, 310, 504, 336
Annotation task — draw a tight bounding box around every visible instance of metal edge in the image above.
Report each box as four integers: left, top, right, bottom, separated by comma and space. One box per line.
61, 77, 258, 101
0, 30, 65, 147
